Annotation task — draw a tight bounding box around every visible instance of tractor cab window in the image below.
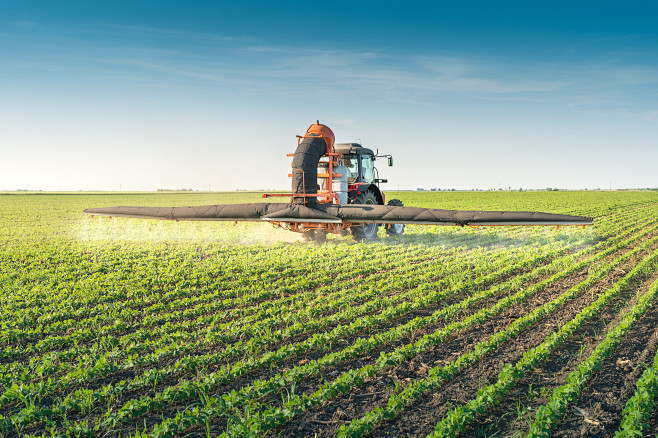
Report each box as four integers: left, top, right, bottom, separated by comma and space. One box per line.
360, 155, 375, 183
340, 154, 359, 183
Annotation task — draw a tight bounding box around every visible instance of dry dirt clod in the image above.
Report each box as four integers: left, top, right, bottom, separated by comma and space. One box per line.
333, 407, 347, 420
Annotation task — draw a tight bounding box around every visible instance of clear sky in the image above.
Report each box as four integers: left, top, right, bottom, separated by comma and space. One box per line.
1, 1, 657, 191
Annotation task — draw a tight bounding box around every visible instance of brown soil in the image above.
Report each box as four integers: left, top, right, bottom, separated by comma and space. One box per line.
550, 286, 658, 437
461, 268, 658, 438
268, 231, 658, 438
265, 243, 647, 437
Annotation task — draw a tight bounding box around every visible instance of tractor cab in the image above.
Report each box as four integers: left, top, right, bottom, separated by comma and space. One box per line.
334, 143, 388, 185
334, 142, 392, 206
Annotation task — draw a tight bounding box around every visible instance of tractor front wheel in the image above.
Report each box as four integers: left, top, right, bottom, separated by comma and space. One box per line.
385, 199, 405, 237
349, 190, 379, 241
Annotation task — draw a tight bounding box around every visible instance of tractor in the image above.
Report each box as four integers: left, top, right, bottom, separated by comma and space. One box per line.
262, 122, 405, 242
334, 142, 404, 240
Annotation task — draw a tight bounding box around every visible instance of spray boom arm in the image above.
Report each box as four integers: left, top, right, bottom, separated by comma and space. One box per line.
83, 122, 593, 241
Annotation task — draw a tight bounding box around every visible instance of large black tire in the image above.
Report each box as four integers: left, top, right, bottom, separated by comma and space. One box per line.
349, 190, 379, 241
385, 199, 405, 237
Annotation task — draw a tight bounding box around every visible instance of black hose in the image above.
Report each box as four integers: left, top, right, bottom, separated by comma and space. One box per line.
291, 136, 327, 206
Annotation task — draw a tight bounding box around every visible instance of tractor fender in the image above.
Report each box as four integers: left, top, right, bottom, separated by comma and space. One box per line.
348, 183, 385, 205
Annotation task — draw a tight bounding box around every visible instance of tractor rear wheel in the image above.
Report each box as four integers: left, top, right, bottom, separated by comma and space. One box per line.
349, 190, 379, 241
385, 199, 405, 237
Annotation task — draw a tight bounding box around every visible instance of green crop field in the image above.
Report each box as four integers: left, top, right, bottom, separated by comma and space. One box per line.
2, 191, 658, 438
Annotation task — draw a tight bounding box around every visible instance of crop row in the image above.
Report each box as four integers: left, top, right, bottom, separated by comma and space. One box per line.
614, 335, 658, 437
0, 244, 448, 353
0, 240, 533, 390
131, 219, 657, 436
526, 273, 658, 437
422, 242, 658, 437
0, 243, 430, 330
333, 231, 658, 437
0, 239, 562, 433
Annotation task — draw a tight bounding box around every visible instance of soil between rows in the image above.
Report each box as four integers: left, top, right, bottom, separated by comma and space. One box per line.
267, 236, 655, 438
550, 288, 658, 437
460, 265, 658, 438
97, 256, 544, 436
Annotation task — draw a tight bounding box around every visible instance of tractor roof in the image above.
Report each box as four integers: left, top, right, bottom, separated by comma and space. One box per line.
334, 143, 375, 157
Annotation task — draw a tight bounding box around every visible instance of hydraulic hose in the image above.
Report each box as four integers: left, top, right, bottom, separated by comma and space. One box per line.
291, 136, 327, 206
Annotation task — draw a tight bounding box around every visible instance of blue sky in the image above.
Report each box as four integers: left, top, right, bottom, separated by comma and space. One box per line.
1, 1, 657, 191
